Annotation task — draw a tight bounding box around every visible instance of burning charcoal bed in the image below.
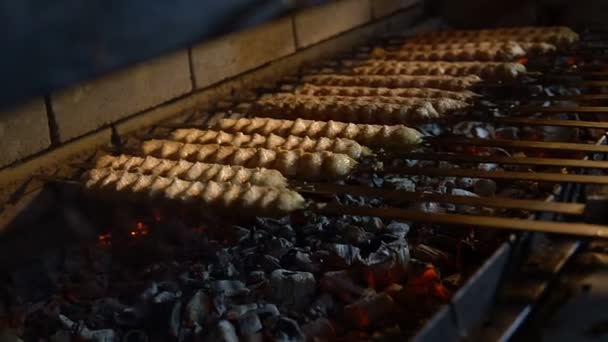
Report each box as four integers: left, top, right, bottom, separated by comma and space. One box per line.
3, 24, 608, 342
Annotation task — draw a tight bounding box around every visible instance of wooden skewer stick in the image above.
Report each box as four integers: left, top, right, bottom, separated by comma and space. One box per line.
313, 204, 608, 239
373, 166, 608, 185
452, 117, 608, 130
425, 137, 608, 154
291, 181, 585, 215
515, 105, 608, 114
382, 152, 608, 170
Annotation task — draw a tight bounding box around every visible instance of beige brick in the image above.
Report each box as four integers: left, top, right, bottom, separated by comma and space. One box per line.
191, 17, 296, 89
372, 0, 420, 18
0, 98, 50, 168
294, 0, 372, 48
52, 50, 191, 142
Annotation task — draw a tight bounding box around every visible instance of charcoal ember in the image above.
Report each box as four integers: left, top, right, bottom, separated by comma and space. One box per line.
383, 283, 404, 299
185, 290, 210, 328
326, 244, 362, 268
339, 225, 372, 245
343, 293, 398, 330
225, 303, 258, 321
268, 316, 305, 342
266, 238, 294, 259
473, 178, 497, 196
211, 280, 248, 297
363, 240, 410, 289
301, 317, 335, 341
384, 222, 410, 240
320, 270, 367, 302
58, 314, 115, 341
206, 320, 239, 342
268, 270, 316, 310
443, 274, 464, 291
236, 311, 263, 336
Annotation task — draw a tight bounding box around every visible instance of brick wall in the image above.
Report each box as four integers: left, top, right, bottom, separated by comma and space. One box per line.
0, 0, 422, 177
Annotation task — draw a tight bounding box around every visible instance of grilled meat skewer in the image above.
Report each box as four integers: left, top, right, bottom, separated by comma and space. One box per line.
95, 154, 289, 188
211, 117, 423, 148
169, 129, 372, 159
82, 168, 306, 216
140, 140, 358, 181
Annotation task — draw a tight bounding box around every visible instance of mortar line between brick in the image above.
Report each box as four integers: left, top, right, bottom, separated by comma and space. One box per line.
290, 15, 300, 50
187, 47, 197, 90
43, 95, 60, 146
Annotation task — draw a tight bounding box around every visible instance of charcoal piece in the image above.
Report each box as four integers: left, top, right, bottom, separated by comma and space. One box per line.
91, 297, 127, 322
153, 291, 181, 304
169, 301, 182, 338
340, 225, 372, 245
10, 261, 57, 303
320, 270, 367, 300
364, 240, 410, 288
385, 222, 410, 239
58, 314, 116, 341
122, 330, 148, 342
255, 217, 291, 233
301, 317, 335, 340
247, 271, 267, 287
140, 282, 159, 301
410, 200, 444, 214
473, 178, 497, 196
256, 303, 280, 320
228, 225, 251, 243
268, 270, 316, 310
326, 244, 362, 268
292, 251, 320, 273
270, 317, 305, 342
266, 238, 294, 258
185, 290, 210, 326
456, 177, 475, 188
213, 293, 228, 316
384, 176, 416, 191
411, 244, 450, 266
237, 311, 263, 336
211, 280, 248, 297
260, 254, 282, 273
207, 320, 239, 342
343, 293, 398, 329
309, 293, 335, 317
365, 217, 384, 232
225, 303, 258, 319
50, 330, 70, 342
